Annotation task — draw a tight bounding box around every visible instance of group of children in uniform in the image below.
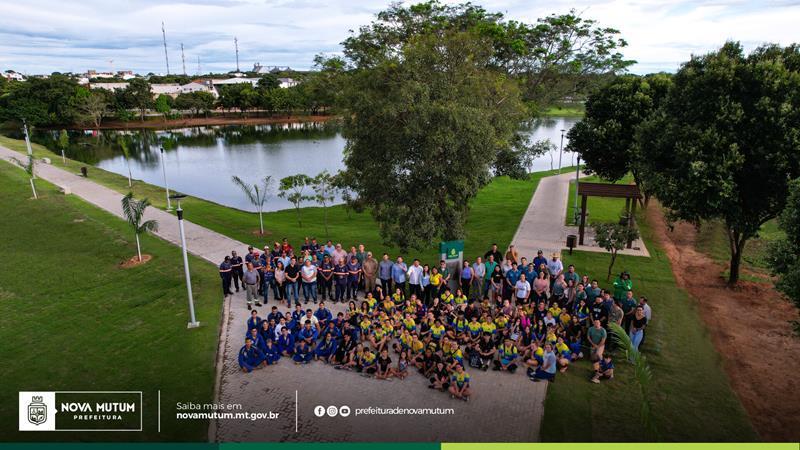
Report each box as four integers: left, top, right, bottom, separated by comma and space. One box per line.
237, 241, 650, 398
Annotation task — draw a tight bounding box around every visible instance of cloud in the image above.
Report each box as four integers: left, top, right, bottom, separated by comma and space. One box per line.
0, 0, 797, 75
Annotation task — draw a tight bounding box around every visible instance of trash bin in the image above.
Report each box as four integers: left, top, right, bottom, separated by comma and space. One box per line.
566, 234, 577, 254
80, 166, 88, 177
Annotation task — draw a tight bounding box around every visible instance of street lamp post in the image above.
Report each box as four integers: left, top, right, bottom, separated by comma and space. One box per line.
159, 147, 172, 211
574, 156, 581, 225
23, 119, 34, 178
171, 194, 199, 328
558, 129, 566, 174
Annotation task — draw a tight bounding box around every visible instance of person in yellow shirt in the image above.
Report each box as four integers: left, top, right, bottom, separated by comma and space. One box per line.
430, 319, 447, 341
481, 317, 497, 336
440, 287, 454, 306
370, 325, 389, 353
555, 336, 571, 373
453, 289, 468, 307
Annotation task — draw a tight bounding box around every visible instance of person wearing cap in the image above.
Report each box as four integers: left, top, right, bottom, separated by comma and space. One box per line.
244, 246, 256, 265
613, 271, 633, 301
532, 250, 547, 275
230, 250, 244, 293
318, 254, 334, 301
346, 256, 362, 301
219, 256, 234, 297
243, 262, 261, 309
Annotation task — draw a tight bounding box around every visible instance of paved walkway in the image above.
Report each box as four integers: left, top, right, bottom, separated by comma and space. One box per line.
1, 146, 548, 442
511, 172, 649, 258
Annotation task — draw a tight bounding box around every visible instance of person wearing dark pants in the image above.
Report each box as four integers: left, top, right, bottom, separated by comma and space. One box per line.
230, 251, 244, 293
219, 256, 233, 297
379, 253, 393, 295
346, 256, 362, 301
318, 255, 334, 301
333, 258, 348, 303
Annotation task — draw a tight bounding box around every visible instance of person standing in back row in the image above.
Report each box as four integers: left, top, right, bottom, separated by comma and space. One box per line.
230, 251, 244, 293
484, 243, 503, 264
379, 254, 394, 294
219, 256, 233, 297
243, 262, 261, 309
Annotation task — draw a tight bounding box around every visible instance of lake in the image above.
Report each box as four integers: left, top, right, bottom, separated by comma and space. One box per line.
31, 117, 579, 212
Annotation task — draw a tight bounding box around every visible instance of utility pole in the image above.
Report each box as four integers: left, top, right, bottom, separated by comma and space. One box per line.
162, 21, 170, 75
180, 43, 187, 75
234, 36, 240, 72
196, 56, 201, 75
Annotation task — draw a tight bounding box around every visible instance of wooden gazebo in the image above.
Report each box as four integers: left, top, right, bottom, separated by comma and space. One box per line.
577, 182, 642, 248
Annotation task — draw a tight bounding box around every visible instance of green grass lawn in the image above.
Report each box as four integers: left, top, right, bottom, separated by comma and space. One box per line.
564, 173, 635, 226
695, 219, 783, 279
541, 103, 586, 118
542, 205, 757, 441
0, 134, 570, 265
0, 160, 222, 441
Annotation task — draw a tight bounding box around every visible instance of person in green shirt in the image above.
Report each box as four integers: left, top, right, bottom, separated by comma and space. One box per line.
483, 255, 498, 296
613, 271, 633, 301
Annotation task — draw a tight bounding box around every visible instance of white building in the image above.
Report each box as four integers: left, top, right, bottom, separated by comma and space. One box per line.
278, 77, 298, 88
151, 83, 182, 98
3, 70, 25, 81
211, 77, 259, 87
179, 81, 219, 98
90, 82, 129, 92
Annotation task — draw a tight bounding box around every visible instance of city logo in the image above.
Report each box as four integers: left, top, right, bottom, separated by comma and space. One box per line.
27, 396, 47, 426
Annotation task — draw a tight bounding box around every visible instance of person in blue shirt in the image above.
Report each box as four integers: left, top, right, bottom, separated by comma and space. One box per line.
314, 302, 333, 329
259, 320, 275, 348
239, 338, 266, 372
323, 321, 341, 341
246, 309, 261, 334
267, 306, 283, 324
591, 354, 615, 383
277, 327, 295, 356
298, 320, 319, 345
314, 332, 339, 363
263, 338, 281, 365
532, 251, 547, 276
333, 259, 348, 303
318, 254, 334, 301
346, 256, 362, 301
392, 257, 408, 294
293, 340, 313, 364
505, 262, 520, 301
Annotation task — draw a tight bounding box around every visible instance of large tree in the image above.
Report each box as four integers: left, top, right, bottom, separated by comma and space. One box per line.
767, 179, 800, 308
342, 1, 632, 110
341, 30, 525, 250
567, 73, 671, 196
638, 42, 800, 285
123, 78, 153, 121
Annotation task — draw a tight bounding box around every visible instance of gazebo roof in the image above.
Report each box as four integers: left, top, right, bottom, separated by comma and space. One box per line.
577, 182, 642, 199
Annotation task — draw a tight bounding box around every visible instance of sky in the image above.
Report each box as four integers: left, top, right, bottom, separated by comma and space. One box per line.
1, 0, 798, 76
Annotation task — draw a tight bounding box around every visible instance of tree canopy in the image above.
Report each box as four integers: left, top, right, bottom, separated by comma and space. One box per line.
638, 42, 800, 284
567, 73, 671, 190
767, 179, 800, 308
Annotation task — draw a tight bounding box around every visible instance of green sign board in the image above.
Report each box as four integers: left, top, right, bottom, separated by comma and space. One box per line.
439, 240, 464, 260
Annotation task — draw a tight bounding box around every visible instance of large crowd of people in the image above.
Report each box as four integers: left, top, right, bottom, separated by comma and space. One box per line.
224, 237, 652, 400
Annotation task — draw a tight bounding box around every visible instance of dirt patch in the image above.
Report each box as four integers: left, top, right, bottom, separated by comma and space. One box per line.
250, 229, 273, 237
59, 114, 336, 130
646, 204, 800, 441
119, 254, 152, 268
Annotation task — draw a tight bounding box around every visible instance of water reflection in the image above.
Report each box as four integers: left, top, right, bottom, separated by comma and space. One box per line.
27, 118, 577, 212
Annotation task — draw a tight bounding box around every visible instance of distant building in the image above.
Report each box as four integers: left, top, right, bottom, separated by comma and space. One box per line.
2, 70, 25, 81
179, 81, 218, 98
90, 82, 129, 92
151, 83, 182, 98
278, 77, 298, 88
252, 63, 291, 74
211, 77, 259, 87
87, 69, 116, 79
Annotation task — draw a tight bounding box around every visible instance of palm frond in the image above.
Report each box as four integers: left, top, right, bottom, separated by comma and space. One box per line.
11, 156, 34, 176
121, 192, 138, 227
138, 219, 159, 233
231, 175, 258, 205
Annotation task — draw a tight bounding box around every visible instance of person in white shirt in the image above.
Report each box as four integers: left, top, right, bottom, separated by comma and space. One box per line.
514, 273, 531, 304
301, 260, 319, 303
547, 253, 564, 285
407, 259, 424, 299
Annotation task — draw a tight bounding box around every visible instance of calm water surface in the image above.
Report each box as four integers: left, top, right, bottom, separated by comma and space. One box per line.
33, 118, 578, 212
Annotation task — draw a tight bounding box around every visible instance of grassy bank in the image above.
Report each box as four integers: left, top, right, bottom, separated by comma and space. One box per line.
0, 134, 570, 264
695, 219, 783, 280
0, 161, 222, 441
541, 103, 585, 118
542, 199, 757, 441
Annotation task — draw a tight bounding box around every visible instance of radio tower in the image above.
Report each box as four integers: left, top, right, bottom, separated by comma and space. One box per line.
181, 43, 187, 75
162, 21, 170, 75
196, 56, 201, 75
234, 37, 240, 72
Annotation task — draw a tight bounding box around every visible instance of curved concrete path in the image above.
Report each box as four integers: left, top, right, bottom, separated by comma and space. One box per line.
511, 171, 649, 258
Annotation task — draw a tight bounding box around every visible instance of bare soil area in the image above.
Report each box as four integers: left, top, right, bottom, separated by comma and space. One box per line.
119, 254, 153, 268
647, 204, 800, 441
